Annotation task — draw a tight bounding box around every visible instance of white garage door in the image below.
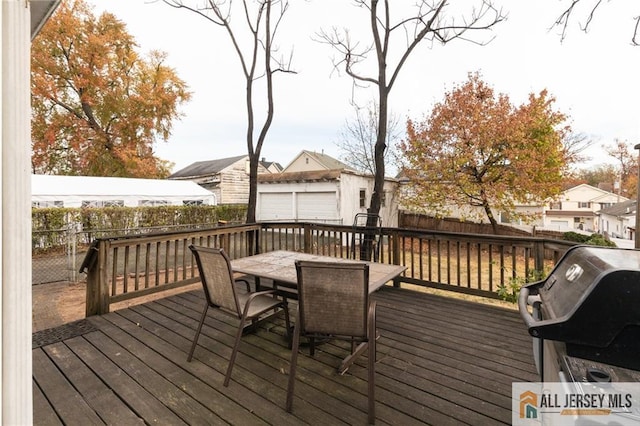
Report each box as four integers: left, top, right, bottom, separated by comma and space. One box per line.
259, 192, 293, 221
297, 192, 337, 221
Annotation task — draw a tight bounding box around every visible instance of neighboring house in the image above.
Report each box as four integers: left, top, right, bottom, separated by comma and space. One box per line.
169, 155, 274, 205
282, 150, 352, 173
256, 169, 400, 227
261, 158, 283, 174
598, 199, 636, 239
31, 174, 216, 208
543, 184, 626, 232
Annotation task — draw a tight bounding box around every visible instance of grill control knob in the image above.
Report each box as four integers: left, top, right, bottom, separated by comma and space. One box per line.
565, 264, 583, 282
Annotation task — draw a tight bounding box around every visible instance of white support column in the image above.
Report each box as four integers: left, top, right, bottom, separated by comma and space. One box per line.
1, 1, 33, 424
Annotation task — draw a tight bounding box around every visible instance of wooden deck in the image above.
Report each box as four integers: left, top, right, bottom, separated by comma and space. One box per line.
32, 286, 538, 425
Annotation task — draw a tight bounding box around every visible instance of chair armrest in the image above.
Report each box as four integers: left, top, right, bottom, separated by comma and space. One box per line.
368, 300, 377, 338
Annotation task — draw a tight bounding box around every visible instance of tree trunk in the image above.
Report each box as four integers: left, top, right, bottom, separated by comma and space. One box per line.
482, 201, 499, 234
246, 154, 259, 224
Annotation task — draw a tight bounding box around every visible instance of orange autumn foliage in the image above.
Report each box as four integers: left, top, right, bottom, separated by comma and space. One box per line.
31, 0, 191, 178
400, 73, 571, 233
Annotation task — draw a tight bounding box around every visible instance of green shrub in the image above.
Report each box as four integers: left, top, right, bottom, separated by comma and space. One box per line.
32, 204, 248, 232
497, 269, 546, 303
562, 231, 616, 247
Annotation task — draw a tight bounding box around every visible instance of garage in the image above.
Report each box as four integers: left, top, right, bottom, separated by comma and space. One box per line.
296, 192, 338, 221
259, 192, 293, 220
257, 169, 399, 227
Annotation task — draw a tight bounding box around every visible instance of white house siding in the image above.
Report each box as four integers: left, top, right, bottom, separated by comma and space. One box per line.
339, 173, 399, 227
544, 184, 625, 232
283, 154, 326, 173
219, 161, 253, 204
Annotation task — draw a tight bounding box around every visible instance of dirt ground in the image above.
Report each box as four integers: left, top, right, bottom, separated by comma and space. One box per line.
32, 281, 201, 333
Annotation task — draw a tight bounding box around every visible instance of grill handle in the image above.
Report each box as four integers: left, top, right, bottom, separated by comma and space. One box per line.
518, 283, 541, 329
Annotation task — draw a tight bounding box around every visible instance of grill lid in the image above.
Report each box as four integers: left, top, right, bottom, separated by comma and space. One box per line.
520, 245, 640, 348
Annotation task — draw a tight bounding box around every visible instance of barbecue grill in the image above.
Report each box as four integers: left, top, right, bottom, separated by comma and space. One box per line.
519, 245, 640, 383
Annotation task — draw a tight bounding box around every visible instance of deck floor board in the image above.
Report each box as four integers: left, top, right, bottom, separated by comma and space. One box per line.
33, 285, 537, 425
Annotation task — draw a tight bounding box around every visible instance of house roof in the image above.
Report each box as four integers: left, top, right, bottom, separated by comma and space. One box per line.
598, 199, 637, 217
31, 174, 216, 205
546, 210, 595, 218
258, 169, 343, 183
562, 183, 627, 202
31, 0, 60, 40
261, 160, 283, 172
283, 150, 352, 172
169, 155, 247, 179
258, 168, 399, 184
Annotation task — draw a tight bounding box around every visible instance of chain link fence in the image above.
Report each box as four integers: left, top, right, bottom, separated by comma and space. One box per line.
32, 223, 225, 285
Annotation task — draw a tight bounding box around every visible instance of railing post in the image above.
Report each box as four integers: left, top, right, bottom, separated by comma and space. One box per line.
86, 239, 110, 316
534, 241, 545, 273
390, 230, 402, 287
303, 223, 312, 253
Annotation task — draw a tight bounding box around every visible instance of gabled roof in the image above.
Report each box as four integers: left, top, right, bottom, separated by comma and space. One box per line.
283, 150, 352, 172
261, 160, 283, 172
169, 155, 247, 179
598, 199, 637, 217
562, 183, 626, 202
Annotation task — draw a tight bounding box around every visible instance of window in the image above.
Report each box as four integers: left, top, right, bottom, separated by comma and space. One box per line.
81, 200, 124, 208
359, 189, 366, 208
32, 200, 63, 208
381, 191, 386, 207
549, 202, 561, 210
138, 200, 170, 207
183, 200, 204, 206
578, 202, 591, 208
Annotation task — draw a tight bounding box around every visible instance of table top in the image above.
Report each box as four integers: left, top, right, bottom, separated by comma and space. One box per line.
231, 250, 406, 293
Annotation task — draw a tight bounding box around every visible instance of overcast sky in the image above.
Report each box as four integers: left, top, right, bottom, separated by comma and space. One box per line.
91, 1, 640, 174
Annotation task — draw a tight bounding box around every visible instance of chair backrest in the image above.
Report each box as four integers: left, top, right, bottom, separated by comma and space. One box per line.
189, 245, 239, 315
295, 260, 369, 338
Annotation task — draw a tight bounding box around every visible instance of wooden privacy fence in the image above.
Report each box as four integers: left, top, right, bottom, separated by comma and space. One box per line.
81, 222, 576, 315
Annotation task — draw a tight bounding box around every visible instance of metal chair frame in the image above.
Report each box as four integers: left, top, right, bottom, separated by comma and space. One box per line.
286, 260, 377, 424
188, 245, 291, 387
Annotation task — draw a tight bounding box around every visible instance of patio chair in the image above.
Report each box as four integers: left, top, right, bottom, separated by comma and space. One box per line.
188, 245, 291, 387
286, 260, 377, 424
350, 212, 382, 262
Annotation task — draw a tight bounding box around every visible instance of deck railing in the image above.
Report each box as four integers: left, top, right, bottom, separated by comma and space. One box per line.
81, 221, 575, 315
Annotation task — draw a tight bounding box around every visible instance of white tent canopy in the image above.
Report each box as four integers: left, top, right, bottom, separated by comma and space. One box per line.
31, 174, 217, 208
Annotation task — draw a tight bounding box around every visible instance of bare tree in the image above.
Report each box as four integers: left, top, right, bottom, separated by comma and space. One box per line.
604, 139, 639, 198
318, 0, 506, 235
554, 0, 640, 45
564, 131, 595, 164
163, 0, 294, 223
336, 100, 400, 175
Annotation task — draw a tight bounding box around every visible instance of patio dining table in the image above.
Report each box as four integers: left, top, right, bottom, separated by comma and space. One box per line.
230, 250, 406, 374
230, 250, 406, 296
